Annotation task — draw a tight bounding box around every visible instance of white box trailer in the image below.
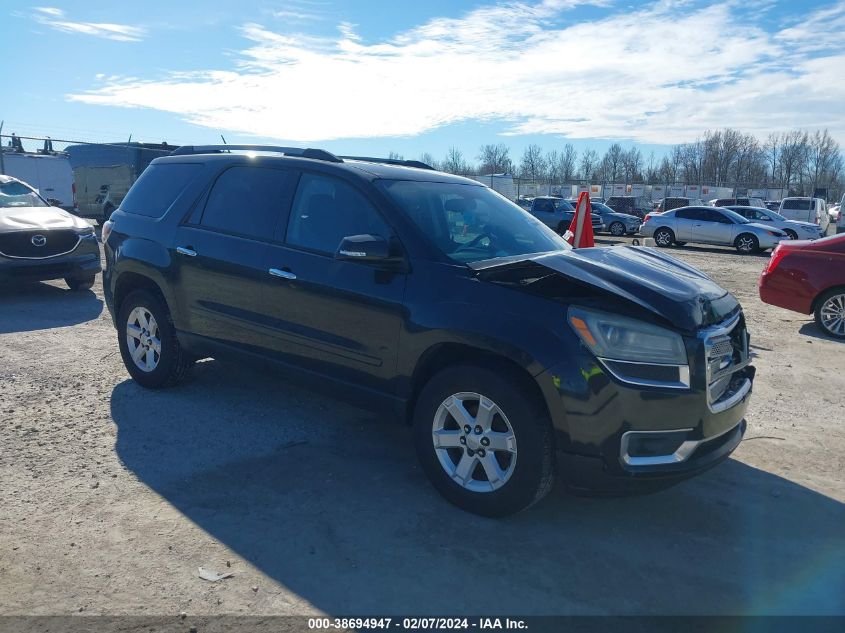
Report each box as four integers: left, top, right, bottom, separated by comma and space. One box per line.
0, 151, 75, 210
471, 174, 516, 201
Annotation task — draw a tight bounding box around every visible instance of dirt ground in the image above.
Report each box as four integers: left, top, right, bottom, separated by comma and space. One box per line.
1, 237, 843, 618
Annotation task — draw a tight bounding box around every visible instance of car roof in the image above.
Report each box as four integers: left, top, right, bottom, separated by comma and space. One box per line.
151, 152, 480, 185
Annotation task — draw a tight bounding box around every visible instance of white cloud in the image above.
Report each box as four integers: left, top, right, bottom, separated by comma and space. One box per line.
67, 0, 845, 143
33, 7, 145, 42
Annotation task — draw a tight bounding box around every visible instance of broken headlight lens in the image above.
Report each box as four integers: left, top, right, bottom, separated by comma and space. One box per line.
568, 307, 688, 365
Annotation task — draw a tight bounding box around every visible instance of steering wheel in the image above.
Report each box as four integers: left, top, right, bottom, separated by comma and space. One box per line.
453, 232, 495, 253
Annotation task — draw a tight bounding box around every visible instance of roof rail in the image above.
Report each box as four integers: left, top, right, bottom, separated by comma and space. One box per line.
339, 156, 435, 170
170, 144, 342, 163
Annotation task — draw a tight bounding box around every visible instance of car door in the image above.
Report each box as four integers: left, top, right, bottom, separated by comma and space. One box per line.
170, 164, 297, 349
258, 171, 407, 393
530, 198, 558, 229
693, 208, 734, 244
673, 207, 700, 240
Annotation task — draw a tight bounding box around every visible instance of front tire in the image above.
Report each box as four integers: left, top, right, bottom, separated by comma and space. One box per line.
815, 288, 845, 339
735, 233, 759, 254
65, 276, 95, 291
609, 222, 625, 237
117, 289, 193, 388
413, 365, 554, 517
653, 227, 675, 247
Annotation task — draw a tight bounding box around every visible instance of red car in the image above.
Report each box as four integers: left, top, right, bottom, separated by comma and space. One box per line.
759, 234, 845, 339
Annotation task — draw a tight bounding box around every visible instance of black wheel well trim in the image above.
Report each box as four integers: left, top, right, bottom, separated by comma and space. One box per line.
405, 342, 554, 432
113, 271, 170, 318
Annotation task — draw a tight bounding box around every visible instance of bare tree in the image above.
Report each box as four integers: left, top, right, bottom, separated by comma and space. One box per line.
477, 143, 513, 174
419, 152, 439, 170
579, 149, 598, 181
622, 147, 643, 183
519, 144, 546, 182
441, 147, 470, 175
805, 129, 840, 194
601, 143, 624, 183
559, 143, 577, 182
388, 151, 404, 160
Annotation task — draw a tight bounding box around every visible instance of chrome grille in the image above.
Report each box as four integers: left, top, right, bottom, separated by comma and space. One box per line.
701, 313, 751, 412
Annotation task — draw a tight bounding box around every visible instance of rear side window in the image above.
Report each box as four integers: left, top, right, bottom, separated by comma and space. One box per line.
285, 173, 390, 255
782, 199, 812, 211
676, 208, 704, 220
200, 166, 295, 239
120, 163, 201, 218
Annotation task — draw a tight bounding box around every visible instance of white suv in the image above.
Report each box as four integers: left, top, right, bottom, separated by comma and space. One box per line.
778, 197, 830, 233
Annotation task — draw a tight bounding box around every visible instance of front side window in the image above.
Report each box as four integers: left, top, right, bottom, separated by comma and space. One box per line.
200, 166, 294, 239
0, 180, 47, 208
286, 173, 390, 254
377, 180, 568, 264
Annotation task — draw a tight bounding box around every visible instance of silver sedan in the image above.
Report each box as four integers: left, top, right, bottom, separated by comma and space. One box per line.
724, 206, 826, 241
640, 206, 787, 253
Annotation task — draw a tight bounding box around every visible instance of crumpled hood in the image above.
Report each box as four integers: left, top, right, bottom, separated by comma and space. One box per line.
474, 246, 740, 332
0, 206, 89, 232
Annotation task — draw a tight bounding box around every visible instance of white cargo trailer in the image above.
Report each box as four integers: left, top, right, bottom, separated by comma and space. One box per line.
0, 151, 75, 211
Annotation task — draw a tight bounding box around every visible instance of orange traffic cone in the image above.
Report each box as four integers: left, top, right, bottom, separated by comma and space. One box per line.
563, 191, 595, 248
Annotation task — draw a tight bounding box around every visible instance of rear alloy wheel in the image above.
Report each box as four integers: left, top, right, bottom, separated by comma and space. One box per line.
117, 289, 193, 388
65, 276, 95, 291
609, 222, 626, 237
653, 227, 674, 247
735, 234, 759, 254
413, 365, 554, 517
815, 289, 845, 339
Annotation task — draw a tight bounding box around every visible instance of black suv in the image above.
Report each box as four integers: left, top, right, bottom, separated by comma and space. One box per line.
103, 146, 754, 516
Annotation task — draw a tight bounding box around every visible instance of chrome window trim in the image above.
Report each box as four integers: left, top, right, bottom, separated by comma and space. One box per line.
598, 358, 691, 390
0, 234, 82, 260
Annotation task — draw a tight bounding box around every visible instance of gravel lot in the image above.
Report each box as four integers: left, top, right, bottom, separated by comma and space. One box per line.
1, 238, 843, 617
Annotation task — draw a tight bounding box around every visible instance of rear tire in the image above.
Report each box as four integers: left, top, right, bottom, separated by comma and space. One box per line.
814, 288, 845, 339
735, 233, 759, 254
653, 227, 674, 247
117, 289, 193, 389
65, 276, 95, 291
413, 365, 554, 517
784, 229, 798, 240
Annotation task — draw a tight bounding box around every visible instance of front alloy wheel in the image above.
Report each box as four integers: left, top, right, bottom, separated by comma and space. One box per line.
735, 234, 759, 253
816, 290, 845, 339
413, 365, 554, 517
432, 392, 517, 493
609, 222, 626, 237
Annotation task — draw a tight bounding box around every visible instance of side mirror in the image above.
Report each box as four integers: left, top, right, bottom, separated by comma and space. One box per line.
335, 234, 391, 263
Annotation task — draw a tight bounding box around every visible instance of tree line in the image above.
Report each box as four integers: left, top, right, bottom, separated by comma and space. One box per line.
399, 128, 844, 198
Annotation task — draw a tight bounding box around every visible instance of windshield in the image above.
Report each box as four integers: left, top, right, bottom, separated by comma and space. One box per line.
720, 208, 750, 224
589, 202, 616, 214
0, 180, 48, 208
377, 180, 570, 264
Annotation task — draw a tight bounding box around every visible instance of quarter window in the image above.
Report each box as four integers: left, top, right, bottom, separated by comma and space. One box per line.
121, 163, 202, 218
200, 166, 294, 239
285, 173, 390, 254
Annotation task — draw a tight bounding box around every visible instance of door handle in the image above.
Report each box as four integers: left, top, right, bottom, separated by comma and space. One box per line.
176, 246, 197, 257
269, 268, 297, 280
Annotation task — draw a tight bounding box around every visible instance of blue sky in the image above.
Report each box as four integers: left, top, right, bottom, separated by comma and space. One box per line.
2, 0, 844, 163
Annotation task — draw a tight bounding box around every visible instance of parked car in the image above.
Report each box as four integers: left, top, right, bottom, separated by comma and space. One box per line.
0, 175, 100, 289
839, 194, 845, 234
102, 145, 754, 516
710, 197, 765, 208
640, 206, 787, 253
765, 201, 781, 212
724, 205, 825, 241
654, 197, 691, 213
828, 203, 840, 223
566, 200, 641, 236
529, 196, 603, 233
759, 233, 845, 339
778, 197, 830, 233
